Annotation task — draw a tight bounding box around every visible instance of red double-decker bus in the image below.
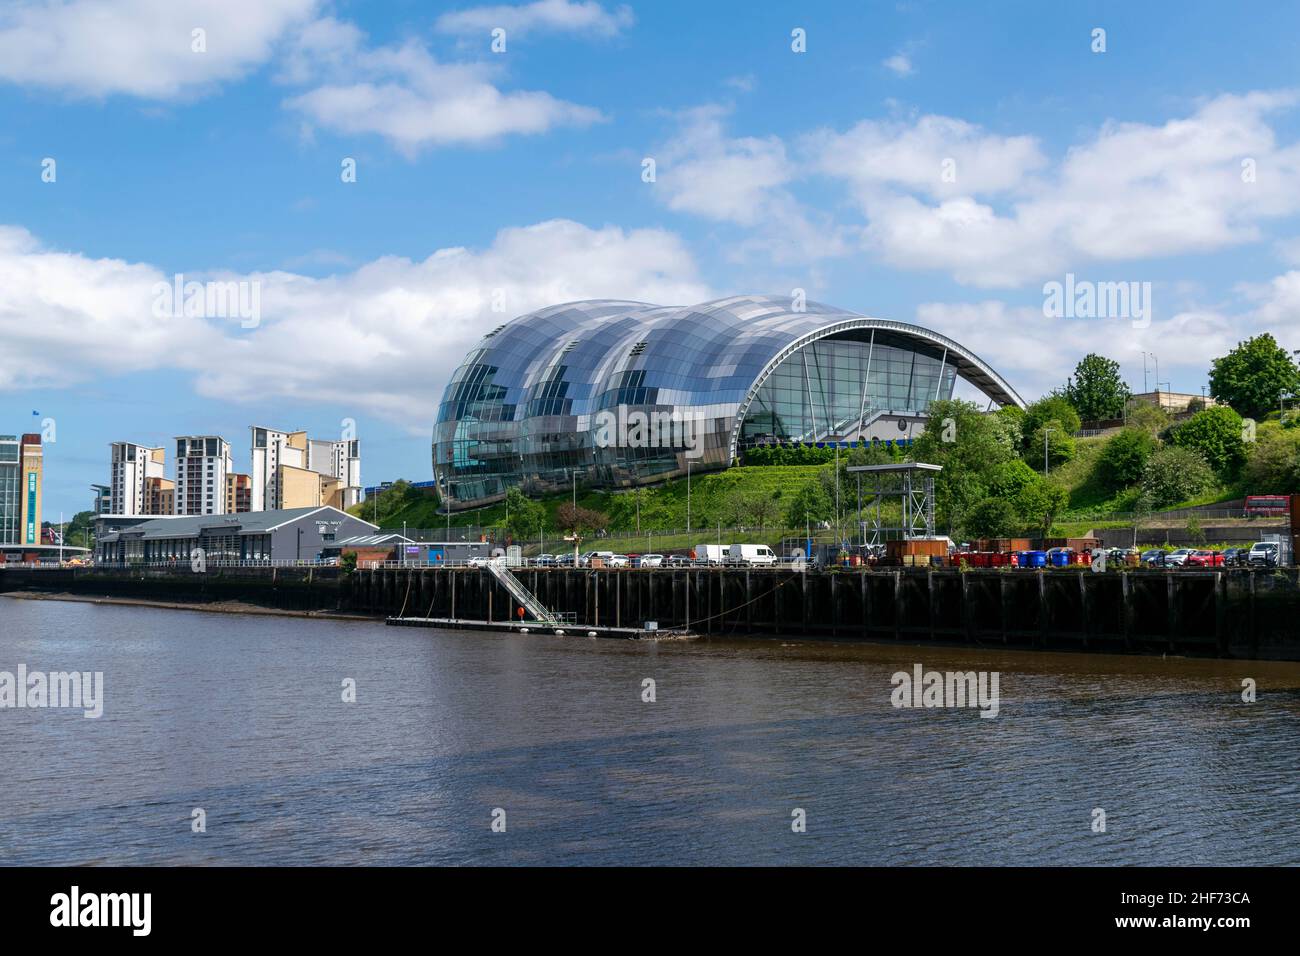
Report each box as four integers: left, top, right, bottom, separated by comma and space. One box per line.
1244, 495, 1291, 517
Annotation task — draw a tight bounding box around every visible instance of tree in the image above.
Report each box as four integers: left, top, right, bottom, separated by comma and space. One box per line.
1097, 428, 1157, 490
744, 490, 780, 531
963, 498, 1018, 538
1127, 400, 1171, 436
910, 398, 1016, 532
1020, 395, 1081, 455
1064, 353, 1131, 422
63, 510, 96, 549
1169, 406, 1247, 475
1140, 446, 1214, 508
1208, 333, 1300, 420
1242, 428, 1300, 493
503, 487, 545, 542
556, 503, 607, 536
987, 459, 1039, 501
1016, 480, 1069, 537
1027, 422, 1076, 470
784, 480, 833, 527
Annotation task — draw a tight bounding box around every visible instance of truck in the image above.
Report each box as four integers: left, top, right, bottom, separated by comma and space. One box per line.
726, 543, 778, 566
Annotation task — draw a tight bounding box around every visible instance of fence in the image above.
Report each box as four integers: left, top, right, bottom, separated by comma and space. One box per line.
89, 559, 340, 570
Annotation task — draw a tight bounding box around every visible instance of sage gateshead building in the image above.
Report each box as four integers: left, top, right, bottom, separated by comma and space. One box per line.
433, 296, 1023, 510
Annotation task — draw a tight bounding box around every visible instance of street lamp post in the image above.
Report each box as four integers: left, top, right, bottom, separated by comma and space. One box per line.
686, 459, 692, 535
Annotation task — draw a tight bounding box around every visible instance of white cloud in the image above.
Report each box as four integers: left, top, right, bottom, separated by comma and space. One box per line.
0, 221, 710, 424
0, 226, 227, 389
0, 0, 318, 99
813, 92, 1300, 286
883, 53, 913, 77
653, 106, 848, 264
436, 1, 633, 38
806, 114, 1045, 200
657, 106, 794, 226
282, 17, 604, 153
1242, 270, 1300, 341
914, 295, 1249, 401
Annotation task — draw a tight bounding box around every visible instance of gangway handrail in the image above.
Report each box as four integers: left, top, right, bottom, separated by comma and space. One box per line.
484, 559, 557, 623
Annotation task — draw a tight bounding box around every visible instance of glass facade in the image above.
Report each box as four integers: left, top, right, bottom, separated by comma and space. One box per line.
0, 436, 19, 544
433, 296, 1021, 509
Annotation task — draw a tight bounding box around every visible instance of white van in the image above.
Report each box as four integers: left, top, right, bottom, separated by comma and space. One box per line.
693, 544, 727, 565
726, 544, 778, 566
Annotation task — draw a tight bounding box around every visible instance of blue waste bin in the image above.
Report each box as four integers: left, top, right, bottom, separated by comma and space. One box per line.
1022, 550, 1047, 568
1049, 549, 1070, 568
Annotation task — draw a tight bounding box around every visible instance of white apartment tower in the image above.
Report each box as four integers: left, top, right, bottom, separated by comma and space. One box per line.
250, 427, 304, 512
174, 436, 233, 515
108, 442, 165, 515
308, 437, 362, 508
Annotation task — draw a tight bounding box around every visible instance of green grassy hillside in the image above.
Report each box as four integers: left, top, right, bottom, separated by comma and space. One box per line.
349, 465, 832, 537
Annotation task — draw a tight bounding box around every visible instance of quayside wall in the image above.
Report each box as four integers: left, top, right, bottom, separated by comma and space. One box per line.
3, 566, 1298, 659
349, 566, 1299, 659
0, 567, 343, 613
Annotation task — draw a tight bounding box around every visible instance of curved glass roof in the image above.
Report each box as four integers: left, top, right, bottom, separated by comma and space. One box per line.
433, 295, 1023, 507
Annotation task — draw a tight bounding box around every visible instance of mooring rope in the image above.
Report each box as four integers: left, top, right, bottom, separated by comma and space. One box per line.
684, 573, 801, 628
397, 571, 412, 619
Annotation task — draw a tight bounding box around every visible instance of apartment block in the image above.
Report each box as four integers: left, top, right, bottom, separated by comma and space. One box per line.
250, 427, 305, 511
145, 476, 175, 516
308, 438, 362, 508
225, 472, 252, 514
174, 435, 232, 515
91, 483, 112, 515
109, 442, 165, 515
252, 427, 361, 512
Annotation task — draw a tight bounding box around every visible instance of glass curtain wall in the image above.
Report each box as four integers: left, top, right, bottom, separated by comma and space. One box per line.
739, 332, 956, 444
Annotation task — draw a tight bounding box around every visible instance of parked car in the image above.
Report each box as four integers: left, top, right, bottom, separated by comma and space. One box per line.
666, 554, 692, 567
1185, 549, 1224, 568
1248, 541, 1280, 567
1140, 548, 1167, 567
1221, 547, 1250, 567
637, 553, 664, 568
1164, 548, 1196, 567
555, 552, 575, 567
607, 554, 630, 568
532, 553, 556, 567
1104, 547, 1139, 568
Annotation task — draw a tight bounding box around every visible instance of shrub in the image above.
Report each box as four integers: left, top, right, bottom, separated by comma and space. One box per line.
1096, 428, 1157, 490
963, 498, 1019, 538
1170, 406, 1246, 475
1140, 446, 1214, 508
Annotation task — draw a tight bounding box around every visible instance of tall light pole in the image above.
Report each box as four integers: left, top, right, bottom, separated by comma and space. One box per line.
1140, 350, 1150, 393
834, 442, 841, 544
1044, 426, 1055, 476
686, 459, 692, 535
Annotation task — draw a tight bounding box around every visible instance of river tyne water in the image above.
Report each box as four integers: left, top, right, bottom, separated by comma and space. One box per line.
1, 597, 1297, 866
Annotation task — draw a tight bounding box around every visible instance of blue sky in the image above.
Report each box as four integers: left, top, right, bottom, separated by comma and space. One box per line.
3, 0, 1300, 519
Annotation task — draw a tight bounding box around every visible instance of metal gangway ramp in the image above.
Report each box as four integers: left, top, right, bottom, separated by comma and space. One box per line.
485, 559, 557, 623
